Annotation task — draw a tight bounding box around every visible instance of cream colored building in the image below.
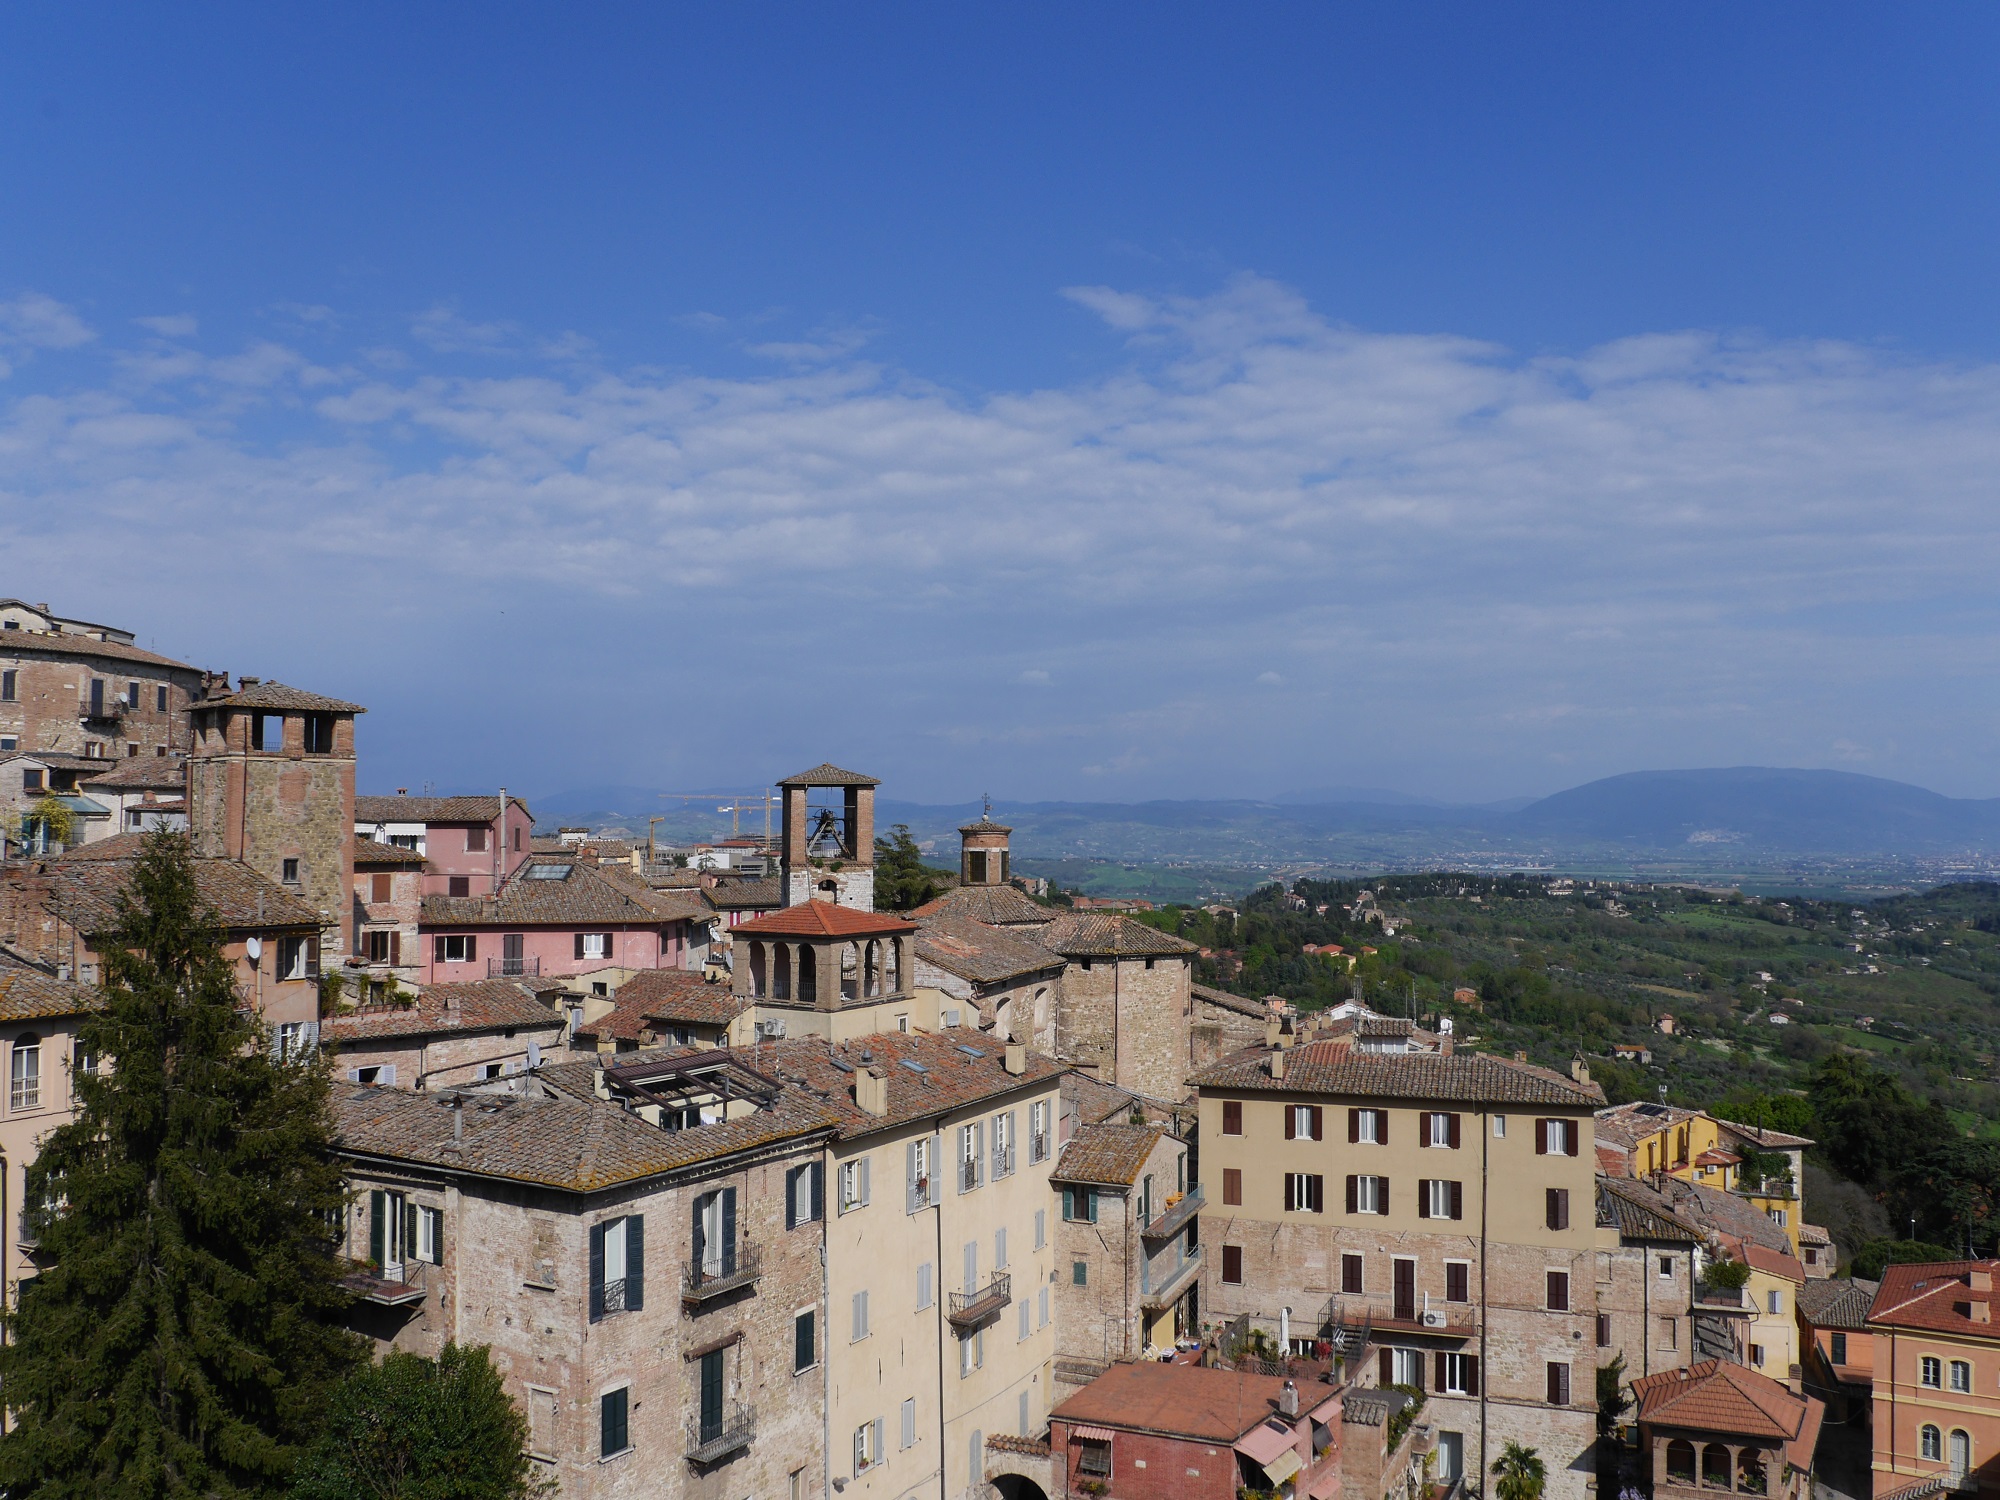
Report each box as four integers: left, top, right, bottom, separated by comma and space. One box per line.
0, 954, 95, 1302
766, 1028, 1065, 1500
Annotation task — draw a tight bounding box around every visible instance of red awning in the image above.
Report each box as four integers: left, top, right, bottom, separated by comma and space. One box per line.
1069, 1425, 1117, 1441
1235, 1418, 1299, 1466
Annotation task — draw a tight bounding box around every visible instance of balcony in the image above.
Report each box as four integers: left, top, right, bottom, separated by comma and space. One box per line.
79, 697, 127, 722
1141, 1185, 1204, 1241
487, 956, 541, 978
682, 1242, 761, 1305
685, 1402, 755, 1465
994, 1144, 1015, 1177
337, 1258, 428, 1307
960, 1157, 979, 1193
1140, 1244, 1203, 1311
947, 1271, 1011, 1328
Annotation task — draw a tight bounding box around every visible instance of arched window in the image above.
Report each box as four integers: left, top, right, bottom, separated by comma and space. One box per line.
1737, 1449, 1768, 1494
1702, 1444, 1732, 1488
10, 1034, 40, 1111
1922, 1426, 1943, 1462
1666, 1440, 1697, 1484
1951, 1431, 1971, 1476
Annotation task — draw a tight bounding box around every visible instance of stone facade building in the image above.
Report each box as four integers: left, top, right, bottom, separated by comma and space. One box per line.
0, 599, 210, 770
1594, 1174, 1702, 1392
320, 977, 569, 1089
1191, 1029, 1606, 1500
349, 837, 427, 993
77, 753, 187, 836
1036, 911, 1197, 1098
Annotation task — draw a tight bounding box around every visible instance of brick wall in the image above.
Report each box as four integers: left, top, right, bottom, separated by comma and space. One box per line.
1054, 956, 1191, 1098
0, 642, 202, 763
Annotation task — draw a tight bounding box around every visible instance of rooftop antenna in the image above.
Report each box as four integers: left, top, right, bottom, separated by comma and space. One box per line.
982, 791, 992, 821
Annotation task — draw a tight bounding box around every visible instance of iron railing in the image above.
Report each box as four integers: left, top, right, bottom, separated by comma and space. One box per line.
947, 1271, 1011, 1327
682, 1242, 761, 1304
1141, 1185, 1204, 1240
488, 956, 541, 978
686, 1402, 755, 1464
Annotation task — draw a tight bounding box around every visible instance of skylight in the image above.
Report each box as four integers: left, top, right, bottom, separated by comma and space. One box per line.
524, 863, 571, 880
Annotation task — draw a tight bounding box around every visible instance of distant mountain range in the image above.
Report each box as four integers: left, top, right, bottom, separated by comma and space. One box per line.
500, 767, 2000, 875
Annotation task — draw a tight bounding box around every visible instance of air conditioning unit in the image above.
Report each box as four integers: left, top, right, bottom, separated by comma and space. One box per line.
941, 1008, 961, 1027
755, 1018, 787, 1041
1420, 1311, 1449, 1329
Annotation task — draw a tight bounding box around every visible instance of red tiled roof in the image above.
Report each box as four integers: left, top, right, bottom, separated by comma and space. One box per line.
321, 979, 564, 1042
734, 900, 915, 938
78, 756, 185, 791
0, 953, 98, 1022
1051, 1123, 1167, 1186
353, 837, 427, 867
1039, 911, 1198, 958
1050, 1362, 1299, 1444
1743, 1243, 1806, 1284
755, 1029, 1063, 1137
355, 794, 530, 824
201, 680, 365, 713
0, 632, 199, 671
910, 883, 1052, 926
777, 763, 878, 787
573, 970, 747, 1042
1632, 1359, 1815, 1444
1192, 1037, 1603, 1107
40, 843, 322, 931
1869, 1261, 2000, 1337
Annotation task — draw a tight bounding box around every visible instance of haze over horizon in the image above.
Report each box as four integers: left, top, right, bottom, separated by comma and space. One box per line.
8, 6, 2000, 805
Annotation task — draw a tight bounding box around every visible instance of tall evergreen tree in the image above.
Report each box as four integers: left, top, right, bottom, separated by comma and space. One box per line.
0, 832, 366, 1500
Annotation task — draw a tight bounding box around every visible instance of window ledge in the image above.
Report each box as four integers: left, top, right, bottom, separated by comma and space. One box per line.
597, 1447, 634, 1465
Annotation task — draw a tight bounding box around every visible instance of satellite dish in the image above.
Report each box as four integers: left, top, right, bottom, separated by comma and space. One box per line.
527, 1041, 542, 1069
245, 936, 263, 963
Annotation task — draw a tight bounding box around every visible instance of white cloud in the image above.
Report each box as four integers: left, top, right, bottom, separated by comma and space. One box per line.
9, 274, 2000, 799
134, 314, 198, 338
0, 293, 94, 351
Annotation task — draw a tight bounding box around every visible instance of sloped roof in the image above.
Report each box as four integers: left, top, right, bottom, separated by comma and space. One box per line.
1633, 1359, 1817, 1450
321, 979, 563, 1042
0, 632, 197, 670
57, 831, 154, 861
1714, 1117, 1816, 1150
594, 867, 716, 924
1050, 1362, 1297, 1444
573, 969, 747, 1042
755, 1029, 1063, 1138
1193, 983, 1268, 1020
202, 680, 364, 713
1052, 1123, 1167, 1186
355, 794, 530, 824
42, 845, 321, 931
1744, 1242, 1807, 1284
777, 763, 878, 787
1597, 1175, 1704, 1244
1798, 1277, 1878, 1331
1038, 911, 1198, 958
913, 912, 1064, 984
1652, 1177, 1793, 1256
706, 875, 782, 911
958, 818, 1013, 834
734, 900, 915, 939
333, 1080, 838, 1192
1191, 1037, 1603, 1107
353, 837, 427, 867
910, 883, 1051, 927
1594, 1100, 1703, 1151
78, 756, 185, 791
0, 953, 98, 1022
1870, 1261, 2000, 1336
422, 859, 697, 928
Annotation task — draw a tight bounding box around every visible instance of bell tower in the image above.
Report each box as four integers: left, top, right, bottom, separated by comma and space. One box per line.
958, 798, 1011, 887
777, 762, 878, 911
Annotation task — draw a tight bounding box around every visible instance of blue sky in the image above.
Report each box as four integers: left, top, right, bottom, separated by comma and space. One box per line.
5, 5, 2000, 805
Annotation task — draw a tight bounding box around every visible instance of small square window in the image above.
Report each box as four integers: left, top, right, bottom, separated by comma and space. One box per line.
1072, 1261, 1087, 1287
281, 858, 301, 884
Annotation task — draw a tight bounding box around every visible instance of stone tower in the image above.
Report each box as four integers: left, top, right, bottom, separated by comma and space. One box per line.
186, 678, 364, 954
958, 802, 1012, 887
777, 763, 877, 911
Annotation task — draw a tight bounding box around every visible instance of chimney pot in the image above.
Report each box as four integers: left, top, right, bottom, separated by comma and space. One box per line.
855, 1067, 890, 1117
1270, 1049, 1287, 1080
1004, 1042, 1026, 1075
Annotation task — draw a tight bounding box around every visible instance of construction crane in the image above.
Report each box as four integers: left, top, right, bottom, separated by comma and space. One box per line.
656, 790, 777, 848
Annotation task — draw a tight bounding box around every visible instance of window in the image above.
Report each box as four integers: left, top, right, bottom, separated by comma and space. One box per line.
1657, 1316, 1678, 1350
900, 1398, 917, 1449
575, 932, 610, 960
906, 1137, 932, 1211
1922, 1426, 1943, 1463
1445, 1261, 1469, 1302
1923, 1356, 1944, 1388
1536, 1118, 1578, 1156
1546, 1187, 1570, 1231
276, 934, 316, 981
787, 1162, 824, 1227
1493, 1114, 1507, 1138
1767, 1289, 1783, 1316
438, 934, 474, 963
1425, 1111, 1461, 1148
917, 1261, 933, 1308
1952, 1431, 1972, 1475
0, 737, 12, 751
1951, 1360, 1973, 1393
959, 1328, 983, 1377
1350, 1107, 1387, 1144
1439, 1353, 1479, 1395
840, 1159, 870, 1212
1343, 1253, 1365, 1294
1284, 1173, 1324, 1213
251, 712, 281, 751
1437, 1431, 1464, 1481
21, 768, 41, 792
1658, 1255, 1675, 1279
156, 685, 168, 712
851, 1289, 871, 1341
281, 858, 300, 885
854, 1418, 881, 1474
1547, 1271, 1570, 1311
1830, 1332, 1848, 1365
369, 871, 393, 903
302, 714, 334, 754
365, 929, 398, 964
1419, 1179, 1463, 1220
599, 1388, 629, 1458
1222, 1168, 1243, 1206
1390, 1348, 1424, 1386
993, 1110, 1016, 1178
1546, 1361, 1571, 1405
1, 670, 14, 701
958, 1122, 983, 1192
1222, 1100, 1243, 1135
10, 1034, 40, 1111
350, 1064, 392, 1085
1347, 1174, 1387, 1214
1221, 1245, 1243, 1284
1077, 1438, 1112, 1478
1750, 1343, 1765, 1367
1062, 1185, 1099, 1223
1769, 1208, 1788, 1228
794, 1308, 817, 1372
1596, 1313, 1612, 1348
1285, 1104, 1324, 1140
466, 826, 488, 852
1072, 1260, 1088, 1287
415, 1205, 443, 1264
448, 875, 471, 898
1031, 1100, 1051, 1161
589, 1215, 643, 1319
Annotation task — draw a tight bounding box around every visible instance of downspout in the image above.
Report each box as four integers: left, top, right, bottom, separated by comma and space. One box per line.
1642, 1235, 1651, 1379
936, 1130, 948, 1500
821, 1138, 833, 1500
1479, 1106, 1489, 1499
496, 790, 505, 894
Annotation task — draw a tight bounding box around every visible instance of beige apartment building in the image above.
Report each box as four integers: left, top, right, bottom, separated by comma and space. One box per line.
0, 953, 96, 1301
764, 1029, 1065, 1500
1192, 1031, 1605, 1500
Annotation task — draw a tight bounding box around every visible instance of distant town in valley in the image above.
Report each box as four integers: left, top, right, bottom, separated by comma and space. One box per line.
5, 597, 1996, 1500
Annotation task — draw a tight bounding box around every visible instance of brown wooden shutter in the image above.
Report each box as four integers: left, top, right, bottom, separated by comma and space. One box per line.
306, 934, 320, 976
1379, 1177, 1389, 1214
1345, 1175, 1358, 1214
1536, 1118, 1550, 1155
1448, 1113, 1462, 1149
1568, 1122, 1581, 1157
389, 930, 401, 966
1548, 1271, 1569, 1311
1417, 1181, 1431, 1220
1376, 1110, 1388, 1146
1379, 1348, 1394, 1385
1223, 1100, 1242, 1135
1310, 1106, 1323, 1141
1222, 1168, 1242, 1206
1465, 1356, 1480, 1396
465, 935, 476, 963
1222, 1245, 1243, 1284
1435, 1352, 1448, 1392
575, 932, 586, 961
1450, 1180, 1464, 1220
1546, 1187, 1559, 1229
1343, 1254, 1363, 1294
434, 934, 447, 963
1348, 1109, 1360, 1143
1285, 1108, 1297, 1141
1284, 1175, 1296, 1212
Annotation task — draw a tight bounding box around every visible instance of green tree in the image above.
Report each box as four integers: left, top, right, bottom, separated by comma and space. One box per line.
1492, 1441, 1548, 1500
1809, 1054, 1948, 1189
1596, 1354, 1632, 1439
0, 832, 365, 1500
24, 792, 75, 852
291, 1344, 547, 1500
1848, 1238, 1963, 1282
872, 823, 947, 911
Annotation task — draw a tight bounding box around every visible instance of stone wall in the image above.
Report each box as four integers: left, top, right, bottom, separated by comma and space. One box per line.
0, 640, 202, 765
1052, 955, 1191, 1100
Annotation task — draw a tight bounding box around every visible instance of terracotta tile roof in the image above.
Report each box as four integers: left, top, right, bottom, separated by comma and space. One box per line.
777, 763, 878, 786
1695, 1147, 1742, 1168
421, 860, 699, 929
0, 952, 98, 1022
0, 633, 198, 670
321, 979, 564, 1043
1869, 1261, 2000, 1336
957, 818, 1013, 834
40, 844, 322, 931
594, 868, 716, 924
1597, 1175, 1704, 1244
909, 883, 1052, 926
57, 831, 155, 861
1593, 1100, 1703, 1151
1191, 1037, 1603, 1107
1633, 1359, 1818, 1450
1597, 1144, 1632, 1175
78, 756, 185, 791
353, 837, 427, 867
572, 970, 747, 1042
5, 750, 116, 771
1193, 983, 1268, 1020
754, 1029, 1064, 1138
1038, 911, 1198, 958
1798, 1277, 1878, 1331
202, 680, 364, 713
1052, 1123, 1166, 1186
913, 913, 1064, 984
1650, 1177, 1793, 1256
707, 875, 783, 911
332, 1079, 839, 1192
1049, 1362, 1298, 1444
1743, 1242, 1807, 1283
1714, 1117, 1816, 1150
354, 794, 530, 824
734, 900, 916, 939
1799, 1223, 1832, 1247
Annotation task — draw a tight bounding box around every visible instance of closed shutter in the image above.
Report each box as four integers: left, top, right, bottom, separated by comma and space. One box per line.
692, 1198, 707, 1274
1547, 1362, 1569, 1405
1345, 1175, 1358, 1214
1348, 1108, 1361, 1143
1380, 1347, 1394, 1385
1285, 1108, 1296, 1141
963, 1240, 978, 1294
1547, 1188, 1569, 1230
975, 1121, 986, 1188
1435, 1352, 1449, 1392
1223, 1100, 1242, 1134
811, 1161, 824, 1221
1222, 1168, 1242, 1205
574, 932, 585, 960
588, 1221, 606, 1322
918, 1262, 932, 1308
389, 930, 401, 966
370, 1190, 385, 1266
1567, 1122, 1580, 1157
1418, 1181, 1431, 1220
306, 934, 321, 976
1450, 1180, 1464, 1220
1311, 1105, 1324, 1141
996, 1225, 1007, 1270
1377, 1110, 1388, 1146
1548, 1271, 1568, 1311
1536, 1118, 1550, 1155
625, 1215, 644, 1311
1379, 1176, 1389, 1214
859, 1156, 871, 1206
1343, 1254, 1363, 1294
1448, 1113, 1462, 1149
719, 1190, 736, 1278
1222, 1245, 1242, 1283
1465, 1355, 1480, 1395
1285, 1175, 1296, 1212
434, 934, 447, 963
786, 1168, 799, 1230
465, 935, 476, 962
1309, 1175, 1323, 1213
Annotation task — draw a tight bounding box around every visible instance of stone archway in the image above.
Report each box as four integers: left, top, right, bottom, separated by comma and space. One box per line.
985, 1435, 1052, 1500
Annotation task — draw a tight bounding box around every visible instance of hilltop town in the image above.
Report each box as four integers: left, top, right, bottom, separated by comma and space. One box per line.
0, 598, 1985, 1500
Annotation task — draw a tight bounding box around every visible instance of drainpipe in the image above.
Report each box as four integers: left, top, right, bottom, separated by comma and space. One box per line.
935, 1135, 948, 1500
1479, 1106, 1489, 1499
496, 789, 505, 893
821, 1146, 833, 1500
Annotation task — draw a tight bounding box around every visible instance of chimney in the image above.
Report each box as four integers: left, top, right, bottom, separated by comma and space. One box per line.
1570, 1055, 1592, 1085
854, 1068, 889, 1117
1515, 1050, 1528, 1063
238, 676, 260, 688
1270, 1049, 1287, 1081
1265, 1019, 1282, 1048
1440, 1034, 1455, 1058
1279, 1379, 1299, 1418
1972, 1269, 1993, 1293
578, 845, 600, 866
1972, 1300, 1993, 1325
1004, 1042, 1026, 1076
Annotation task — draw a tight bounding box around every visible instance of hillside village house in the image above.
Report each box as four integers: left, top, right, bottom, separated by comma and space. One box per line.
1867, 1260, 2000, 1499
350, 836, 426, 993
354, 793, 535, 898
78, 753, 187, 835
1799, 1277, 1879, 1425
1594, 1101, 1816, 1259
1632, 1359, 1824, 1500
1191, 1021, 1605, 1500
571, 969, 747, 1054
319, 977, 570, 1090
